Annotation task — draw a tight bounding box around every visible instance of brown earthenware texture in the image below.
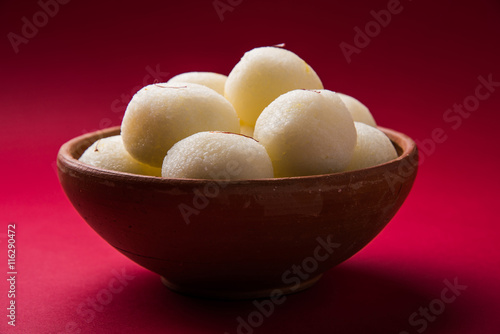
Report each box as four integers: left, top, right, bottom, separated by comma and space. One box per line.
57, 126, 418, 299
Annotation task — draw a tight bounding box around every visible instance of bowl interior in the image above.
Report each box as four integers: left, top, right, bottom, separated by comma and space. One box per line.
60, 125, 415, 181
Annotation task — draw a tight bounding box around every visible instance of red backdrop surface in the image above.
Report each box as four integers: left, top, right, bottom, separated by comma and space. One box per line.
1, 0, 499, 333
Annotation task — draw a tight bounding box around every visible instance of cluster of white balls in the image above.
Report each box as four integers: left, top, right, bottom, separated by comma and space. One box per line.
79, 46, 397, 179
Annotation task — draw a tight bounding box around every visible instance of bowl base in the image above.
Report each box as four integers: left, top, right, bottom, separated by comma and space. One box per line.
160, 274, 323, 300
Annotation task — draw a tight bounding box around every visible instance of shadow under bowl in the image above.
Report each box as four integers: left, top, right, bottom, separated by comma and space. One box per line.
57, 125, 418, 299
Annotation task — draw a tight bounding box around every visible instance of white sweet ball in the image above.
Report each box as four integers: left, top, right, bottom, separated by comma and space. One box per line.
121, 82, 240, 167
166, 72, 227, 95
162, 132, 273, 180
337, 93, 376, 127
344, 122, 398, 171
239, 124, 254, 137
79, 135, 161, 176
254, 89, 357, 177
225, 46, 323, 127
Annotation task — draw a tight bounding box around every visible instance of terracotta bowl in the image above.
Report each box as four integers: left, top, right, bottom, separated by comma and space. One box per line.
57, 125, 418, 299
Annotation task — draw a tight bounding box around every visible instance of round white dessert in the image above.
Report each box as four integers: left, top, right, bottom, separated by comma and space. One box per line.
225, 46, 323, 127
344, 122, 398, 171
254, 89, 357, 177
121, 82, 240, 167
337, 93, 377, 127
239, 124, 255, 137
162, 131, 273, 180
79, 135, 161, 176
166, 72, 227, 96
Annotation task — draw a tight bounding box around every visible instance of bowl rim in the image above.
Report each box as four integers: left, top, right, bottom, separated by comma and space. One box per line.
57, 125, 417, 185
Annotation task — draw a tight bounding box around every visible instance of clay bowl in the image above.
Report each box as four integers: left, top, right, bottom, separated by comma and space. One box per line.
57, 125, 418, 299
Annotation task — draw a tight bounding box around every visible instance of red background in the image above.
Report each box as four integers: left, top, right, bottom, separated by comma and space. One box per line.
1, 0, 500, 333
